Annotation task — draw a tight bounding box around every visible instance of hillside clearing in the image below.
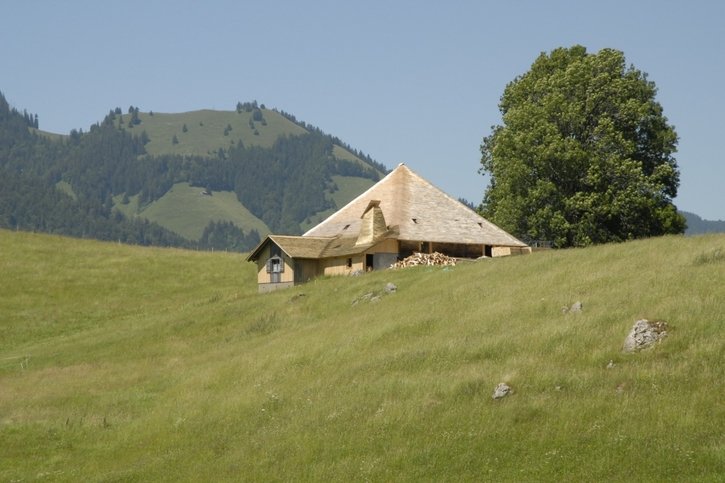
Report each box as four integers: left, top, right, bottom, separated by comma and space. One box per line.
127, 109, 307, 156
1, 230, 723, 481
118, 182, 270, 241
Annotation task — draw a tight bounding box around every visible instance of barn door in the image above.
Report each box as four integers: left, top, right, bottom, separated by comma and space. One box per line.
366, 254, 374, 271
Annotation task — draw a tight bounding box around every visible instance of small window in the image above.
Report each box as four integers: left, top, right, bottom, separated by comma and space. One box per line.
266, 255, 284, 273
343, 224, 351, 230
412, 218, 418, 224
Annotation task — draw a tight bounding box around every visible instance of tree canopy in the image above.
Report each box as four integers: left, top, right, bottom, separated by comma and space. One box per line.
480, 46, 685, 247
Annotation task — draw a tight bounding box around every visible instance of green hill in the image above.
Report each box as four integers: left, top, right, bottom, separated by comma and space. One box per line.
109, 106, 383, 241
1, 230, 723, 480
120, 108, 307, 157
1, 93, 386, 250
114, 106, 383, 174
115, 182, 271, 241
114, 106, 385, 240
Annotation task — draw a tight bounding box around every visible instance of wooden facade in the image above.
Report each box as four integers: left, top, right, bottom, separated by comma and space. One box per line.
251, 237, 400, 293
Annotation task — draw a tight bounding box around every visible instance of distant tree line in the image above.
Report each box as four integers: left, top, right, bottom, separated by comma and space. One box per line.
199, 221, 260, 252
681, 211, 725, 235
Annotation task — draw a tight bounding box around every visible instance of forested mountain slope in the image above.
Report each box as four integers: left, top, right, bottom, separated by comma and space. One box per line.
0, 95, 187, 247
0, 94, 387, 250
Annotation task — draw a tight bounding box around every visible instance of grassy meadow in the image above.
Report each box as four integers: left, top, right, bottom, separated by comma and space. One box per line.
114, 182, 271, 241
0, 229, 723, 481
123, 109, 307, 157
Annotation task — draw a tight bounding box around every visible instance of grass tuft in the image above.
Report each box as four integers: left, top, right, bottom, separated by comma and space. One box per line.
246, 313, 280, 335
693, 247, 724, 265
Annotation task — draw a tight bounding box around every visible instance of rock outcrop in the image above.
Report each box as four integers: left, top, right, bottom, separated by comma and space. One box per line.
623, 319, 668, 353
492, 383, 512, 400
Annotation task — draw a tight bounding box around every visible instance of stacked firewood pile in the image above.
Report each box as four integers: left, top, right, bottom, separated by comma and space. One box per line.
390, 252, 457, 269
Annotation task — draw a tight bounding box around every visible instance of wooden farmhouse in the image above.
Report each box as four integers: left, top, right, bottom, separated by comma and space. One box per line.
247, 164, 530, 292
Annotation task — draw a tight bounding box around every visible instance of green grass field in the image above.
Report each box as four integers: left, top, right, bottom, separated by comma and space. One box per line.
1, 230, 723, 481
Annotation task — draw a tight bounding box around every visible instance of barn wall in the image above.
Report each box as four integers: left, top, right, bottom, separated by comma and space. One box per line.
370, 238, 399, 253
491, 246, 511, 257
255, 244, 271, 284
294, 259, 322, 284
491, 246, 531, 257
255, 244, 295, 284
321, 255, 364, 276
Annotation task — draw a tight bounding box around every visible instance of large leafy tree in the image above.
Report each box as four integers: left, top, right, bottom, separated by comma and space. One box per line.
480, 46, 685, 247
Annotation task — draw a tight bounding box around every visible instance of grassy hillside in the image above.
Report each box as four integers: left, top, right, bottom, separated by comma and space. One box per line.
1, 230, 723, 481
114, 182, 270, 241
118, 109, 379, 175
123, 109, 307, 156
110, 108, 383, 240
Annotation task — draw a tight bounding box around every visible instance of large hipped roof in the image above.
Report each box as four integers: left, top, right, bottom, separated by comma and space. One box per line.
304, 164, 527, 247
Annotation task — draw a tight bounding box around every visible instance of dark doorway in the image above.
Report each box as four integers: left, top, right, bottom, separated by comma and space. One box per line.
484, 245, 492, 257
366, 254, 374, 271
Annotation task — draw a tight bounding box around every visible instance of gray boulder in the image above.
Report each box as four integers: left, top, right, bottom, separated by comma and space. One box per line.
623, 319, 668, 353
492, 383, 512, 400
562, 301, 583, 313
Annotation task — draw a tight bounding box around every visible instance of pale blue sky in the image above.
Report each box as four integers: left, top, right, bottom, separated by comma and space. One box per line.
3, 0, 723, 219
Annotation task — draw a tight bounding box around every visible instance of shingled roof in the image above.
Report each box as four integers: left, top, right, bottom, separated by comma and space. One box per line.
304, 164, 527, 247
246, 233, 390, 262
